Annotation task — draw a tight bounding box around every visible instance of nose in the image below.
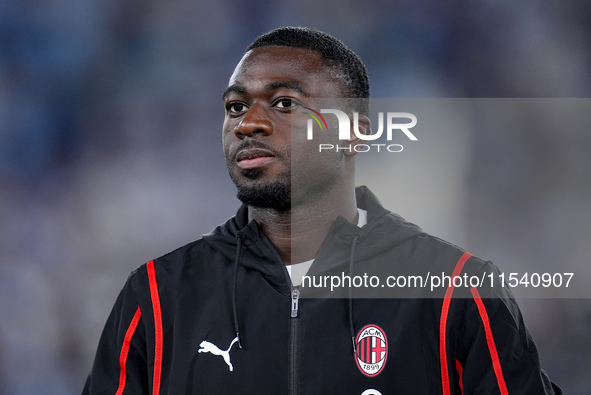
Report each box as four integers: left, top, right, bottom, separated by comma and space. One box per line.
235, 103, 272, 139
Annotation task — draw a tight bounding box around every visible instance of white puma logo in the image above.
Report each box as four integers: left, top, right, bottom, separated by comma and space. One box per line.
198, 337, 239, 371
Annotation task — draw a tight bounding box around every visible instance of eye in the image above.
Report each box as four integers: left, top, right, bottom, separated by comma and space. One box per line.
226, 102, 247, 114
274, 98, 294, 109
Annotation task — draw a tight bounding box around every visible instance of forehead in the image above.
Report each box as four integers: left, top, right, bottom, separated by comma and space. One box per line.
226, 46, 345, 97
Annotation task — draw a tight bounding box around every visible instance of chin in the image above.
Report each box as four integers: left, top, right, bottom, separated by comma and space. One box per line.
235, 181, 291, 211
241, 168, 263, 180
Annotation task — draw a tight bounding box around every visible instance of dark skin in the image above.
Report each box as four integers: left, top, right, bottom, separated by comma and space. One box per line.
222, 46, 370, 265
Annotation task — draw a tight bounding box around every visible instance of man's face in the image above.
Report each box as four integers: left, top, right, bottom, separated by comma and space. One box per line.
222, 46, 347, 210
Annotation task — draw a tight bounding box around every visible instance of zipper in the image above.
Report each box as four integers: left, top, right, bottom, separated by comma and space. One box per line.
291, 287, 300, 317
289, 287, 300, 395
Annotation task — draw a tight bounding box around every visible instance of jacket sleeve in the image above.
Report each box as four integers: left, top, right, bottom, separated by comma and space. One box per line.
83, 273, 149, 394
454, 264, 562, 394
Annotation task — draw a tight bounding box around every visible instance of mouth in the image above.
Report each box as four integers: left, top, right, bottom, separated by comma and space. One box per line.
235, 148, 276, 169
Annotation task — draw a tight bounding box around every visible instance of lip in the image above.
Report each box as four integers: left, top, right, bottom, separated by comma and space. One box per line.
236, 148, 276, 169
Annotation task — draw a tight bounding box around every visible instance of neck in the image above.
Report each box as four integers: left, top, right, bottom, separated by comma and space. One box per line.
248, 182, 358, 265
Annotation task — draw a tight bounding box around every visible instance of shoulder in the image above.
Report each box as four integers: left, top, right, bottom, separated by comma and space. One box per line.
398, 231, 490, 272
128, 237, 224, 290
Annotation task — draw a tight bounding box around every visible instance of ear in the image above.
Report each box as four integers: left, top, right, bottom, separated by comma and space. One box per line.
343, 114, 371, 157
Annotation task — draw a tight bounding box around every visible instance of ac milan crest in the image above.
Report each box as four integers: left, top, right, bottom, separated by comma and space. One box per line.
355, 325, 388, 377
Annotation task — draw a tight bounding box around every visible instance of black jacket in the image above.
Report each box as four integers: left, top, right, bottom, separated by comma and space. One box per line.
83, 186, 561, 394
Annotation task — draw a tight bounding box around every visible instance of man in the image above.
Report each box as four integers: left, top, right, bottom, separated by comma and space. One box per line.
84, 27, 561, 394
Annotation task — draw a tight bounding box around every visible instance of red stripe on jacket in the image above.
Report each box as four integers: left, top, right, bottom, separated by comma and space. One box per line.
470, 286, 509, 395
115, 306, 141, 395
147, 260, 163, 395
440, 252, 472, 395
455, 359, 464, 394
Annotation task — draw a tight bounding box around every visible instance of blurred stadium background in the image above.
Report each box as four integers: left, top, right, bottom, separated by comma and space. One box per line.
1, 0, 590, 393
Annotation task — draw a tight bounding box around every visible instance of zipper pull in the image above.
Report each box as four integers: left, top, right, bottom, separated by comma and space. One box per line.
291, 288, 301, 318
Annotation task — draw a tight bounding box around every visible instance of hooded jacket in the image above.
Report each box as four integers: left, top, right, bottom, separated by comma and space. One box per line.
83, 186, 561, 394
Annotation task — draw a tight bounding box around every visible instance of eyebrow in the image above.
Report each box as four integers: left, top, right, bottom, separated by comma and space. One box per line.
264, 81, 308, 96
222, 80, 309, 100
222, 85, 246, 100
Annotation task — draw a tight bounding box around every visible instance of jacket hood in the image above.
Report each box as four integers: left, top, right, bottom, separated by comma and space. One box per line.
310, 185, 424, 275
202, 186, 425, 276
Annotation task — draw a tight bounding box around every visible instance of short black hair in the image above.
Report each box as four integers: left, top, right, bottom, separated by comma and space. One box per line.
246, 27, 370, 115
